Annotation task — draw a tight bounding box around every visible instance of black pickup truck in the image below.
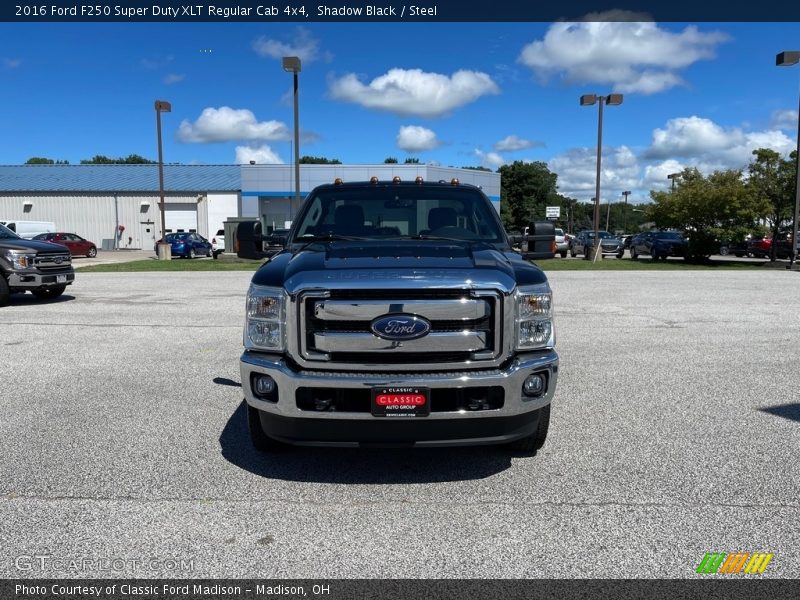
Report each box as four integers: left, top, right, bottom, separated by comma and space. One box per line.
240, 178, 558, 453
0, 222, 75, 306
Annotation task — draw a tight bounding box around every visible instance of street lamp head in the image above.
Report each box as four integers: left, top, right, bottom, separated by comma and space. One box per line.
776, 51, 800, 66
606, 93, 624, 106
154, 100, 171, 113
667, 172, 680, 180
282, 56, 301, 73
623, 190, 631, 195
580, 94, 598, 106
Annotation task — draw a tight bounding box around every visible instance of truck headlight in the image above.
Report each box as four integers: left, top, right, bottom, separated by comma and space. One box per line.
244, 285, 286, 351
2, 250, 36, 270
514, 284, 555, 350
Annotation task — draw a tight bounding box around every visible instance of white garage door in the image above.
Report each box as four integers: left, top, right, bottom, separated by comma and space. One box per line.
165, 205, 198, 234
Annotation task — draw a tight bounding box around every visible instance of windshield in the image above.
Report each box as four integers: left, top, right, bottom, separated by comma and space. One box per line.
167, 233, 190, 241
0, 223, 20, 239
655, 232, 683, 240
291, 185, 506, 244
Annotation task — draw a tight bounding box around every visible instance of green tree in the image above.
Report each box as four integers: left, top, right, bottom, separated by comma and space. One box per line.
461, 166, 492, 172
747, 148, 797, 261
498, 161, 559, 231
80, 154, 155, 164
648, 167, 769, 258
299, 155, 342, 164
25, 157, 69, 164
383, 157, 398, 163
404, 157, 420, 164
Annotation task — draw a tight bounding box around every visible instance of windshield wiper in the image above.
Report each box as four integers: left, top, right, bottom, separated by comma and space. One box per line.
293, 233, 369, 254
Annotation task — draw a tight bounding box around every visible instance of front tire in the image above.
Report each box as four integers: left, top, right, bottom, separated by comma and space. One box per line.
87, 247, 97, 258
583, 246, 591, 260
508, 405, 551, 453
560, 251, 567, 258
0, 275, 10, 307
570, 248, 576, 258
31, 285, 66, 300
631, 247, 638, 260
247, 405, 287, 452
188, 248, 196, 259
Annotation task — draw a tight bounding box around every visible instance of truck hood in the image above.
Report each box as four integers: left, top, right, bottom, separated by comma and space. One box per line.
0, 238, 69, 253
251, 241, 548, 293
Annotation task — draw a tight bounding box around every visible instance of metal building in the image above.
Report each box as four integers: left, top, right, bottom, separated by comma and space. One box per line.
0, 163, 501, 247
0, 164, 240, 249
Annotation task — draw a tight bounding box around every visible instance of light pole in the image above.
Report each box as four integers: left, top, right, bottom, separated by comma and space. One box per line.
581, 93, 624, 261
777, 50, 800, 270
622, 190, 631, 233
154, 100, 171, 260
667, 172, 681, 193
283, 56, 301, 223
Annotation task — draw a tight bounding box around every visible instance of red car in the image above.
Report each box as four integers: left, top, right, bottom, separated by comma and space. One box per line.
33, 232, 97, 257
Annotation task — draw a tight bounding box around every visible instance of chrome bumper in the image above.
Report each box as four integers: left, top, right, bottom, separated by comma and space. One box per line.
240, 350, 558, 420
7, 270, 75, 288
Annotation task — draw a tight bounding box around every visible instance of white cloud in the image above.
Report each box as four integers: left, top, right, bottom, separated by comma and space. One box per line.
163, 73, 185, 85
329, 68, 500, 118
548, 145, 640, 200
3, 58, 21, 69
518, 13, 729, 94
770, 109, 799, 131
494, 135, 542, 152
252, 27, 328, 64
234, 145, 284, 165
642, 159, 686, 190
473, 149, 506, 170
177, 107, 290, 143
396, 126, 440, 152
645, 116, 795, 169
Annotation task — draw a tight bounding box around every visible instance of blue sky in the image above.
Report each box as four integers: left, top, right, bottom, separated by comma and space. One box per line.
0, 18, 799, 204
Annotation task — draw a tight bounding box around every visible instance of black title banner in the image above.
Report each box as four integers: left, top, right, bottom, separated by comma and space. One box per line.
4, 579, 800, 600
3, 0, 800, 22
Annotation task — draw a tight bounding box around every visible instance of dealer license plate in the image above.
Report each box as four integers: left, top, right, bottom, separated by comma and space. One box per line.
56, 275, 67, 283
371, 386, 430, 418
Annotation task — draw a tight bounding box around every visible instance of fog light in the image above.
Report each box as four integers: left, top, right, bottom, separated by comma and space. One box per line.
254, 375, 275, 396
523, 373, 546, 397
314, 397, 333, 411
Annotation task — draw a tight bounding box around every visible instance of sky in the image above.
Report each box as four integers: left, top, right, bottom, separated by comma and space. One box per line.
0, 17, 799, 204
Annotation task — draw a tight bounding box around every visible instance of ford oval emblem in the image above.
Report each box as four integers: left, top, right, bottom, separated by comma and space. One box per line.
370, 314, 432, 341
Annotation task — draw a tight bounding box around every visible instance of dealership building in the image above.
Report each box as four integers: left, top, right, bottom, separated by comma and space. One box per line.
0, 164, 500, 249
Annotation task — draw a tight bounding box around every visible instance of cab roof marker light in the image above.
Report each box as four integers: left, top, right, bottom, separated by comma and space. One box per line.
451, 178, 460, 186
392, 176, 401, 184
334, 178, 343, 185
415, 176, 424, 184
370, 176, 379, 184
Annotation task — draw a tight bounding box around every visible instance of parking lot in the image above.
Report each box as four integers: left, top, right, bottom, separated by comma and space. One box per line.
1, 270, 799, 578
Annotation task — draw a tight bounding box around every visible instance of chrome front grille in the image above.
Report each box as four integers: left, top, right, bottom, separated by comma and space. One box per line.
299, 290, 501, 366
34, 253, 71, 270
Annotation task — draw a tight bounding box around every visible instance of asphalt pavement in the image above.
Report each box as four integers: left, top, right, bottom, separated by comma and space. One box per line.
0, 270, 798, 578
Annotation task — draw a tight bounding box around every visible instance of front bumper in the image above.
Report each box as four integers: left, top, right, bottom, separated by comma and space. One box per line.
7, 269, 74, 289
240, 350, 559, 447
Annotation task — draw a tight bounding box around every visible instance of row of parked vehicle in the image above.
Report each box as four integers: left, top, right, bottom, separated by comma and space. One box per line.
562, 229, 689, 260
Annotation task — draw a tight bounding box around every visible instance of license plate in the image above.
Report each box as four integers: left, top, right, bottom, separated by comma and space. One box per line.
56, 275, 67, 283
371, 387, 430, 418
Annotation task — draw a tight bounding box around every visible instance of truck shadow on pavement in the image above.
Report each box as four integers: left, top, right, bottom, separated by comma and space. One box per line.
219, 400, 515, 483
759, 403, 800, 423
7, 293, 75, 305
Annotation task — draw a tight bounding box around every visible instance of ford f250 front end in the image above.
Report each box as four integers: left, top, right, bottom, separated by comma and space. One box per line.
240, 179, 558, 452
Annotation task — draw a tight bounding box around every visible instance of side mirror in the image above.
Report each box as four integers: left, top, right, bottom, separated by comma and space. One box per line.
522, 221, 556, 260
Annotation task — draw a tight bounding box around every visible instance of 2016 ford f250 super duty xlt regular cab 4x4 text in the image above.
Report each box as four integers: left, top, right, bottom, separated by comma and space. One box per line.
240, 178, 558, 453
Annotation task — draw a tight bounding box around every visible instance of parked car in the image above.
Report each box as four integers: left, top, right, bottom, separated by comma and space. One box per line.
718, 240, 750, 257
630, 231, 689, 260
554, 228, 568, 258
747, 236, 772, 259
32, 232, 97, 257
155, 232, 212, 258
211, 228, 225, 259
569, 230, 623, 259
